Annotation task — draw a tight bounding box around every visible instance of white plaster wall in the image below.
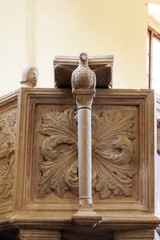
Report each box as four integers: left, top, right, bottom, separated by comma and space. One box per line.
35, 0, 148, 90
0, 0, 150, 96
0, 0, 27, 96
148, 4, 160, 33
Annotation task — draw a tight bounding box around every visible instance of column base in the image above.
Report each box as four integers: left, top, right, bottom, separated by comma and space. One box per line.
71, 211, 102, 225
113, 229, 155, 240
19, 229, 61, 240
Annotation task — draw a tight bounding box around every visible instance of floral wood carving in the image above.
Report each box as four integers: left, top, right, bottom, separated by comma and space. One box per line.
38, 109, 78, 197
0, 111, 17, 200
38, 108, 136, 199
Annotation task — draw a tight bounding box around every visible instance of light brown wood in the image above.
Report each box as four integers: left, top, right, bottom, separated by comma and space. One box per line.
0, 88, 159, 239
19, 229, 61, 240
114, 229, 155, 240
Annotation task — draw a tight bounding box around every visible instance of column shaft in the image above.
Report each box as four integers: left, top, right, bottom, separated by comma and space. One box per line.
78, 108, 92, 207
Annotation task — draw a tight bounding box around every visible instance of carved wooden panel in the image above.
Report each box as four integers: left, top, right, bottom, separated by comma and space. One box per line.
0, 110, 17, 201
37, 106, 137, 200
16, 89, 154, 218
0, 89, 158, 237
0, 110, 16, 200
0, 91, 18, 216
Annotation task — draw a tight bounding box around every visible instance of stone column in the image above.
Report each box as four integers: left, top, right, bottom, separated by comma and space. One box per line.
71, 52, 102, 223
113, 229, 155, 240
72, 90, 102, 223
19, 229, 61, 240
76, 93, 94, 211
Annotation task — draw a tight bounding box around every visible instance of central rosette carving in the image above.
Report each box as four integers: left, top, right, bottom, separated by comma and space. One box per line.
38, 108, 136, 199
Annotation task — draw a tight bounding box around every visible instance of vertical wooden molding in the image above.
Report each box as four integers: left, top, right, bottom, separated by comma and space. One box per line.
157, 119, 160, 155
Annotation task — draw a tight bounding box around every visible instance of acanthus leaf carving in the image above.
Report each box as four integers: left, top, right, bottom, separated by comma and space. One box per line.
91, 110, 136, 199
38, 108, 136, 199
38, 109, 78, 198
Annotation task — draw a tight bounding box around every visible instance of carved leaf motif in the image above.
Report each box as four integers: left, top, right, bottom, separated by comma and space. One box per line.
38, 109, 78, 197
0, 160, 14, 199
0, 111, 17, 200
7, 111, 17, 136
38, 108, 136, 199
92, 110, 136, 198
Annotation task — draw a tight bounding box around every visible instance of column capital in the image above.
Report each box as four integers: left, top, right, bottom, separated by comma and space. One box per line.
75, 94, 94, 110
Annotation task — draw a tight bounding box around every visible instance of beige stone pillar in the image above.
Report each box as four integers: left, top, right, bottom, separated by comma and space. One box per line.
19, 229, 61, 240
71, 52, 102, 223
76, 94, 94, 211
72, 90, 103, 223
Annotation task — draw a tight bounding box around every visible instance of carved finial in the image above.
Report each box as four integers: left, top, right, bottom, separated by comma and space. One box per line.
71, 52, 96, 94
21, 66, 38, 88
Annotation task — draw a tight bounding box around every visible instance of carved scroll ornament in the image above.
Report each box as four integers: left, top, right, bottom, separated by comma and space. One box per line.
0, 111, 17, 200
38, 108, 136, 199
